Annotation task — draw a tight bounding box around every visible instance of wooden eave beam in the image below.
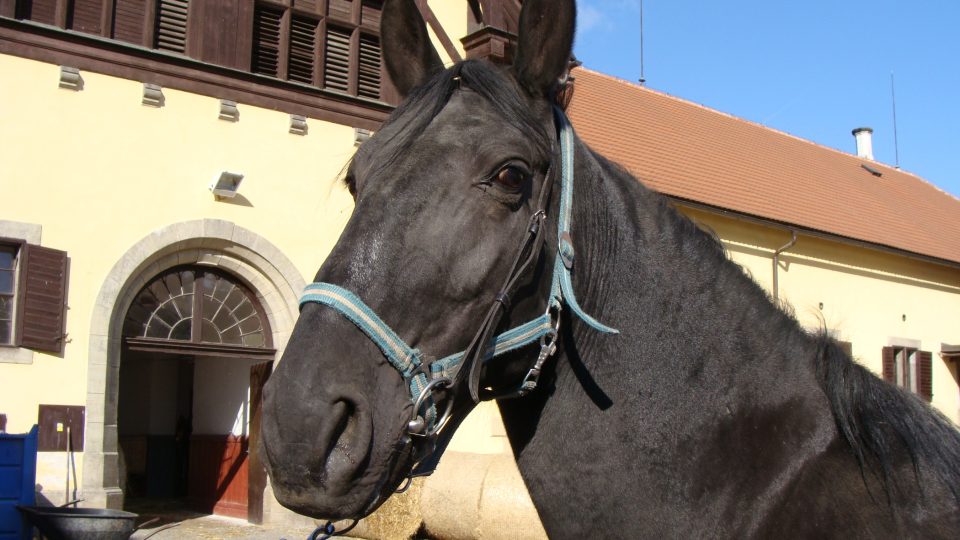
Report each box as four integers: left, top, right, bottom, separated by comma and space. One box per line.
0, 17, 393, 131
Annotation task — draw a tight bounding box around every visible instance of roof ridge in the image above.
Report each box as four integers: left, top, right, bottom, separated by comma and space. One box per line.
573, 67, 958, 203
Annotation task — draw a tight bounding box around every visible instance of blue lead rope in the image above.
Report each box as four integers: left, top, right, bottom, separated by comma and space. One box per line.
299, 108, 617, 430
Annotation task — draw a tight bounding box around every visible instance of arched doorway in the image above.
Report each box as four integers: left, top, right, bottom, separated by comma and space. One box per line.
118, 266, 275, 521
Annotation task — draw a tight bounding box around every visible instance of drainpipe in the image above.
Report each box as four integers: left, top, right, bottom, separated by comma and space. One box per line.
773, 230, 798, 302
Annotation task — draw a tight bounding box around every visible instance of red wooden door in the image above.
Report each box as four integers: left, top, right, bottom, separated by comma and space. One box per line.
247, 360, 273, 523
188, 434, 249, 518
187, 359, 274, 520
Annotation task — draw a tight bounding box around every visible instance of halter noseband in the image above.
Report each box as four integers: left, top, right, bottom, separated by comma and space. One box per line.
298, 107, 617, 472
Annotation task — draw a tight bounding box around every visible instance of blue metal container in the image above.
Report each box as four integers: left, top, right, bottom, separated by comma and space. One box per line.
0, 426, 38, 540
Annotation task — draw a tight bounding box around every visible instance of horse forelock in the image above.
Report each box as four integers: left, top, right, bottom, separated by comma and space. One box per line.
346, 60, 553, 190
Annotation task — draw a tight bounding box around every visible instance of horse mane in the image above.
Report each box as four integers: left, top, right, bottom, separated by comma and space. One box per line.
813, 334, 960, 503
592, 149, 960, 507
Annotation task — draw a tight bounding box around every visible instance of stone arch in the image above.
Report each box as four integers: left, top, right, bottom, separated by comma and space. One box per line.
81, 219, 305, 509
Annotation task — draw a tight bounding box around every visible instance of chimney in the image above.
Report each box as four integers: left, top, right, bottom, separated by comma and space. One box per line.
852, 127, 874, 160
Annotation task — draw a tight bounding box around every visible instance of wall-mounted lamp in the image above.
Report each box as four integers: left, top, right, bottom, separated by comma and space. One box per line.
210, 172, 244, 200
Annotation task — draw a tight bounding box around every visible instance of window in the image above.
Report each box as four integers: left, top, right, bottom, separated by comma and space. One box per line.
12, 1, 385, 99
0, 236, 70, 358
882, 345, 932, 402
4, 0, 396, 127
251, 0, 384, 99
123, 266, 272, 352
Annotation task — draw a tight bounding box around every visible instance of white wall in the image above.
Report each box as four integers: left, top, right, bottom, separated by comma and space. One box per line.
192, 357, 260, 436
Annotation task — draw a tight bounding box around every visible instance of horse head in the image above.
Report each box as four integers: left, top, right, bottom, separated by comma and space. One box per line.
260, 0, 578, 519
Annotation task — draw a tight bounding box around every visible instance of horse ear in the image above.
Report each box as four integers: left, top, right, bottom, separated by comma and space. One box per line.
513, 0, 576, 98
381, 0, 445, 98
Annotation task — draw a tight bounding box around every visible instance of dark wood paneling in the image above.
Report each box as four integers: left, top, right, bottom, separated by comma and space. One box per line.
18, 244, 68, 354
293, 0, 321, 15
0, 18, 392, 130
359, 0, 380, 32
328, 0, 353, 23
193, 0, 249, 69
188, 434, 248, 519
68, 0, 106, 35
0, 0, 16, 18
21, 0, 61, 26
111, 0, 151, 46
37, 405, 84, 452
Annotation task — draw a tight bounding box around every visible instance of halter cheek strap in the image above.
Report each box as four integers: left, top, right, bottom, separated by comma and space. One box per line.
298, 108, 617, 435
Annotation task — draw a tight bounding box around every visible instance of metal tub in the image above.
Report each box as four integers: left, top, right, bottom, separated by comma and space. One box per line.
16, 506, 138, 540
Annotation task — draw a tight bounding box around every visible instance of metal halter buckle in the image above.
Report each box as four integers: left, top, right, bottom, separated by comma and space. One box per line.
518, 305, 562, 396
407, 377, 454, 437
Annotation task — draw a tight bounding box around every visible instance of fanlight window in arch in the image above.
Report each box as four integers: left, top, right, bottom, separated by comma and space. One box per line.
123, 267, 270, 348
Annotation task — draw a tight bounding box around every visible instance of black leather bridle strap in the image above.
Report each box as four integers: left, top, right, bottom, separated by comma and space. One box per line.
454, 158, 558, 402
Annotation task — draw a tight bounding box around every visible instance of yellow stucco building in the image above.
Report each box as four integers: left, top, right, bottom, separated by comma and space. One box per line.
1, 1, 958, 538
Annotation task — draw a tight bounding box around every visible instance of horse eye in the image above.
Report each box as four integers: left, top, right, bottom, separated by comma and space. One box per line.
495, 165, 529, 190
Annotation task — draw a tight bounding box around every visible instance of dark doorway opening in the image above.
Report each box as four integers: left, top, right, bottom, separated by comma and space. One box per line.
118, 266, 276, 523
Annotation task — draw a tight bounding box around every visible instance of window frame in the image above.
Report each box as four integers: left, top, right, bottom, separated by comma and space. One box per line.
0, 237, 25, 348
250, 0, 388, 101
123, 265, 276, 359
892, 346, 918, 393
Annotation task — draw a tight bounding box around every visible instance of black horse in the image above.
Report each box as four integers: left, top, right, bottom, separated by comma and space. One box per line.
261, 0, 960, 536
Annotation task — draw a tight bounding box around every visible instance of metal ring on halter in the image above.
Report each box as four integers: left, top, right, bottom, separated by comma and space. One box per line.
407, 377, 454, 437
543, 303, 562, 345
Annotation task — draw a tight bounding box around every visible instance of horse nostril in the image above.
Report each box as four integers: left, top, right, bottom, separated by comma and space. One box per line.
300, 396, 371, 488
327, 400, 355, 450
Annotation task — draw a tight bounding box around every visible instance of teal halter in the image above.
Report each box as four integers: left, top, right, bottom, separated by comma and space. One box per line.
299, 108, 617, 435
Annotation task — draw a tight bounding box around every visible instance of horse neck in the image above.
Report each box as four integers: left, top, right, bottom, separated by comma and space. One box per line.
498, 135, 840, 532
563, 136, 821, 397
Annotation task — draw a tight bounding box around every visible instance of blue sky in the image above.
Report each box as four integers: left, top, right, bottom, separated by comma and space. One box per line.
572, 0, 960, 198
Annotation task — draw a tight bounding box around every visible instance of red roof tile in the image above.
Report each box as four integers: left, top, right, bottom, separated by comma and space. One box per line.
567, 68, 960, 266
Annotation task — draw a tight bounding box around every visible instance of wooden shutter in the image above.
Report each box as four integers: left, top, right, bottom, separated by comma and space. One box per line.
360, 0, 382, 32
155, 0, 189, 53
328, 0, 353, 22
112, 0, 151, 46
916, 351, 932, 402
252, 4, 282, 77
17, 244, 69, 354
288, 15, 319, 84
357, 33, 380, 99
293, 0, 321, 14
324, 26, 352, 92
191, 0, 251, 69
69, 0, 105, 35
881, 346, 895, 383
20, 0, 60, 25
